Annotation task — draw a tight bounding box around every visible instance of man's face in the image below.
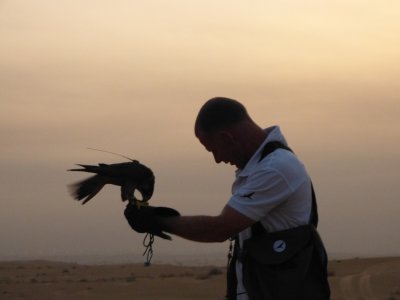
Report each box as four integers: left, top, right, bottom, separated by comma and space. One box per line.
196, 130, 243, 168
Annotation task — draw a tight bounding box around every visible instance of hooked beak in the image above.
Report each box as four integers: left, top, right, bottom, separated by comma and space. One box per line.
137, 176, 155, 202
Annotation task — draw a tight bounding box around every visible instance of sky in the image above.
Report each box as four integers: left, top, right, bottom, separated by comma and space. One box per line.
1, 0, 399, 263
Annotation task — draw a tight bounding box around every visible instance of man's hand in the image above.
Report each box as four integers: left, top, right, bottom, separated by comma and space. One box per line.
124, 202, 180, 240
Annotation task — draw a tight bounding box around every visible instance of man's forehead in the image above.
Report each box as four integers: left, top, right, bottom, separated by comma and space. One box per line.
196, 130, 210, 142
196, 130, 216, 147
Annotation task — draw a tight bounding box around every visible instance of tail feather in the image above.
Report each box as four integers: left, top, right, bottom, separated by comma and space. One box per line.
68, 164, 101, 173
68, 175, 106, 204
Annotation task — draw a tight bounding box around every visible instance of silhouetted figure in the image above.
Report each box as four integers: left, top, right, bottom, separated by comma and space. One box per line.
68, 160, 155, 205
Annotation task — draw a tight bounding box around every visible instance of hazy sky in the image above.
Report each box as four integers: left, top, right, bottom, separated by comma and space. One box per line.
1, 0, 399, 263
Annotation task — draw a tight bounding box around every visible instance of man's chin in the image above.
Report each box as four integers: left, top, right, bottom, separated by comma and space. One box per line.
229, 162, 239, 168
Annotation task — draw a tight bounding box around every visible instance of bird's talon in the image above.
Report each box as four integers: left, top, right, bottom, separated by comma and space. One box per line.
135, 200, 149, 209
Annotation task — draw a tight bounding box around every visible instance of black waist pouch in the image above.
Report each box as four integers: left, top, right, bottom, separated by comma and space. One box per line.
240, 225, 330, 300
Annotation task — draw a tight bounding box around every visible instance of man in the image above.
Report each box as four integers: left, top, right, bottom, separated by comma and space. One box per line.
125, 97, 330, 299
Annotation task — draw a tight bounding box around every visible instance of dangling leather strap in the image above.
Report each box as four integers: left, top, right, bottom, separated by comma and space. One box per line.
226, 237, 239, 299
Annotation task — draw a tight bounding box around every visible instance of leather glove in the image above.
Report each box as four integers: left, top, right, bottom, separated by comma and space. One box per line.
124, 202, 180, 240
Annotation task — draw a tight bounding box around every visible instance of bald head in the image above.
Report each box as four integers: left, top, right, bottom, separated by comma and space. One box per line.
195, 97, 251, 135
194, 97, 267, 169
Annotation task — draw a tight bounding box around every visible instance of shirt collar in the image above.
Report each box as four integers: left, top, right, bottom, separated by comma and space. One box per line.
235, 125, 288, 178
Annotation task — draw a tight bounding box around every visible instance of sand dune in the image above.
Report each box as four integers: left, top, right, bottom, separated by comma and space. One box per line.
0, 257, 399, 299
328, 257, 400, 300
0, 261, 226, 300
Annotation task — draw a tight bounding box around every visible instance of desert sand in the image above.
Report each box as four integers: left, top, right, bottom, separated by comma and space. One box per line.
0, 257, 399, 300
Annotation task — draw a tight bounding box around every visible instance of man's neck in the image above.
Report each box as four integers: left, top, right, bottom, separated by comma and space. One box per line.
235, 122, 269, 169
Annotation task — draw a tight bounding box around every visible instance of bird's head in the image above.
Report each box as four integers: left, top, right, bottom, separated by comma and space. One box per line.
136, 174, 155, 202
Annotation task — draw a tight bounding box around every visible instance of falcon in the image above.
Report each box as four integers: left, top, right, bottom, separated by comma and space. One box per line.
68, 160, 155, 205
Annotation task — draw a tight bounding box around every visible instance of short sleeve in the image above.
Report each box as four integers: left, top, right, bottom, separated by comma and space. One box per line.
228, 169, 292, 221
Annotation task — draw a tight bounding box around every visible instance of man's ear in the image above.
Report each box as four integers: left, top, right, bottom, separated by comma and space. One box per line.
217, 130, 235, 145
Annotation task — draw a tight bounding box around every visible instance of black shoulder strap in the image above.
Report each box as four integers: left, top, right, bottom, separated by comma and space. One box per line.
259, 141, 293, 162
252, 141, 318, 237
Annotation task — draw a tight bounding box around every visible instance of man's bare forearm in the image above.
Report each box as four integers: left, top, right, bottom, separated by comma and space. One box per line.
161, 205, 255, 243
162, 215, 231, 243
